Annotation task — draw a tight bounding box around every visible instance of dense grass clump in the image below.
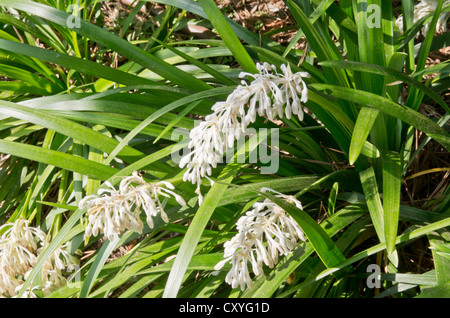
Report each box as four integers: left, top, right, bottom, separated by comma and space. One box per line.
0, 0, 448, 298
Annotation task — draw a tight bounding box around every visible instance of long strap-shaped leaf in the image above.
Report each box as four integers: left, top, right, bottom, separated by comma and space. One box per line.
303, 216, 450, 288
319, 60, 450, 113
0, 64, 61, 94
0, 139, 117, 180
287, 0, 357, 122
219, 170, 360, 207
0, 39, 157, 87
0, 0, 211, 92
0, 100, 144, 163
162, 164, 239, 298
197, 0, 257, 74
319, 58, 450, 163
276, 216, 450, 296
352, 0, 388, 164
149, 0, 279, 50
349, 108, 380, 165
382, 150, 403, 267
359, 167, 385, 244
311, 84, 450, 151
79, 236, 121, 298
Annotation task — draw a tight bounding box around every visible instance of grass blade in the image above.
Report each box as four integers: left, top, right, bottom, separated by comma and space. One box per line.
1, 0, 211, 92
292, 216, 450, 294
311, 84, 450, 150
162, 165, 239, 298
382, 150, 403, 266
349, 107, 380, 165
0, 39, 156, 86
359, 167, 384, 243
197, 0, 256, 73
0, 100, 144, 163
79, 236, 120, 298
0, 139, 117, 180
319, 60, 450, 114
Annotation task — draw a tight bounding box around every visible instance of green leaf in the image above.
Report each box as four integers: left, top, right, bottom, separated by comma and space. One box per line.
0, 100, 144, 163
1, 0, 211, 92
416, 283, 450, 298
296, 216, 450, 293
287, 0, 340, 62
0, 39, 156, 86
359, 167, 384, 243
318, 60, 450, 114
162, 167, 238, 298
0, 63, 61, 94
197, 0, 256, 73
150, 0, 279, 50
153, 100, 201, 144
428, 230, 450, 286
0, 139, 117, 180
349, 107, 380, 165
415, 0, 444, 73
328, 182, 339, 216
152, 38, 237, 86
311, 84, 450, 151
399, 0, 416, 73
219, 170, 360, 207
79, 236, 121, 298
309, 0, 335, 24
382, 150, 403, 266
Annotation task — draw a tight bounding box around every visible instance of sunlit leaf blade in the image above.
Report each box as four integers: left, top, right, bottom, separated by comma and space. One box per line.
349, 107, 380, 164
0, 100, 144, 162
359, 167, 385, 244
382, 150, 403, 266
311, 84, 450, 150
318, 60, 450, 113
0, 139, 117, 180
0, 39, 157, 86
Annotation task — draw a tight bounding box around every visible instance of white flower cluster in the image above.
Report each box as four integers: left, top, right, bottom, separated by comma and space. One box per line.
0, 218, 79, 298
179, 63, 310, 204
396, 0, 450, 37
79, 171, 186, 241
214, 188, 305, 291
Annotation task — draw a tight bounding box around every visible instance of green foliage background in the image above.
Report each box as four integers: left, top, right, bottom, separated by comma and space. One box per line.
0, 0, 449, 298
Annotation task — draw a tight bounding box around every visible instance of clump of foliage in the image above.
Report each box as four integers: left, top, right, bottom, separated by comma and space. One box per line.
0, 0, 449, 298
